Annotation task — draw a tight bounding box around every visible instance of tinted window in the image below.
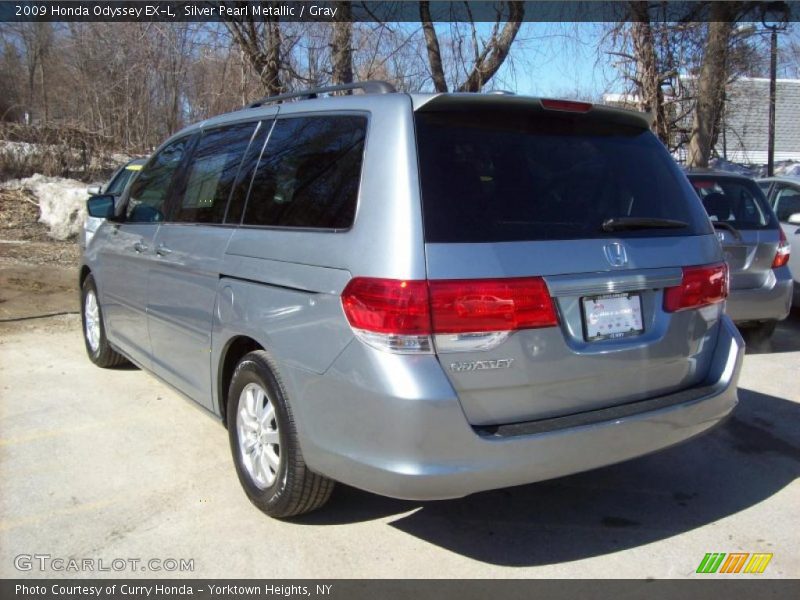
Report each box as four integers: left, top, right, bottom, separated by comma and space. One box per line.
774, 185, 800, 222
106, 166, 138, 196
127, 138, 189, 223
243, 115, 366, 229
689, 177, 774, 229
174, 122, 257, 224
415, 109, 710, 243
225, 121, 270, 224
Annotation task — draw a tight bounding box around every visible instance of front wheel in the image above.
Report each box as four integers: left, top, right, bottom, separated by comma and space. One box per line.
81, 274, 129, 368
227, 350, 334, 518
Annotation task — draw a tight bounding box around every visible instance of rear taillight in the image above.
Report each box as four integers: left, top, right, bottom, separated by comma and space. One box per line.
663, 263, 728, 313
340, 278, 432, 353
340, 277, 558, 353
772, 228, 790, 268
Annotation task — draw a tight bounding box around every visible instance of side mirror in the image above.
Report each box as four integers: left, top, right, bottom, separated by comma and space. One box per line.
788, 213, 800, 225
87, 194, 116, 219
86, 185, 102, 196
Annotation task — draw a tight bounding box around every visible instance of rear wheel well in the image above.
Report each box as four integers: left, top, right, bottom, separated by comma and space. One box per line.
79, 265, 91, 288
219, 336, 263, 427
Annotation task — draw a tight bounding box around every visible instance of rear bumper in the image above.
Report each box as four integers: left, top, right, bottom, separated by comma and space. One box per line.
726, 267, 793, 323
289, 316, 744, 501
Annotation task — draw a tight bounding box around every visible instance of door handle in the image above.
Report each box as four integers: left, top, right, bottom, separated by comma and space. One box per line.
132, 241, 148, 253
155, 244, 172, 257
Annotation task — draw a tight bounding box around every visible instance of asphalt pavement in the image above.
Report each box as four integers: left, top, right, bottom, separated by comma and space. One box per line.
1, 311, 798, 579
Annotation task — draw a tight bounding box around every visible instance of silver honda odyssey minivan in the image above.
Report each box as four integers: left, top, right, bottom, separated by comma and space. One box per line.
81, 82, 744, 518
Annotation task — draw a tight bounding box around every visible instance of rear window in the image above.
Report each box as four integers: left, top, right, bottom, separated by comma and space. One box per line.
688, 176, 775, 229
415, 109, 711, 243
773, 185, 800, 222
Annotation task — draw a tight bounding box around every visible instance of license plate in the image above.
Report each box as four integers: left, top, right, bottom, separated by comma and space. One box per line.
581, 292, 644, 341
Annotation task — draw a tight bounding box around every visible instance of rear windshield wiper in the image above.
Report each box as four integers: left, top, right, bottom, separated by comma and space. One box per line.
601, 217, 688, 232
711, 221, 742, 241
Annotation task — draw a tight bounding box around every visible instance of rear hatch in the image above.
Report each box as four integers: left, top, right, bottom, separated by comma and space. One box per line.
688, 175, 782, 291
414, 97, 725, 426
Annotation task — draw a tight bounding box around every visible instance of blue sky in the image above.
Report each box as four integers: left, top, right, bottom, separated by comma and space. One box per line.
485, 22, 800, 100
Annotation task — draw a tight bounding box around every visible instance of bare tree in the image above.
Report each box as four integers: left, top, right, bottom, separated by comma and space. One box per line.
0, 38, 24, 121
220, 2, 284, 95
419, 2, 447, 91
602, 4, 705, 151
628, 2, 669, 144
15, 23, 54, 123
782, 30, 800, 77
419, 1, 525, 92
331, 2, 353, 85
687, 3, 740, 167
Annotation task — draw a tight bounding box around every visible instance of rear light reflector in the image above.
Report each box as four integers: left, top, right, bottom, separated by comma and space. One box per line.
663, 263, 728, 313
772, 228, 790, 268
540, 98, 592, 113
340, 276, 558, 353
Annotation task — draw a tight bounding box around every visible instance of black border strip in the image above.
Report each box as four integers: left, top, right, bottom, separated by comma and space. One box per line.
2, 1, 800, 23
2, 579, 800, 600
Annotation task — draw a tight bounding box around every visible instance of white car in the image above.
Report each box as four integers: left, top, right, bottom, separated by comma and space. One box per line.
758, 176, 800, 307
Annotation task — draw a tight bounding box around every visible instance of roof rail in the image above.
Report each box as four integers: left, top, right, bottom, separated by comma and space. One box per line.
247, 80, 396, 108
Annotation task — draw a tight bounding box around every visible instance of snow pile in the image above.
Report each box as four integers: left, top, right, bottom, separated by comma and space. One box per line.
0, 174, 88, 240
708, 158, 757, 176
775, 162, 800, 177
0, 140, 46, 157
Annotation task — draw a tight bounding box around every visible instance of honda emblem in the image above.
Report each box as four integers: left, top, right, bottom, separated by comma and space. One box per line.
604, 242, 628, 267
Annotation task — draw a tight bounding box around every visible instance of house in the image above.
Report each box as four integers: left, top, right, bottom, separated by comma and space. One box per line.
602, 77, 800, 165
718, 77, 800, 164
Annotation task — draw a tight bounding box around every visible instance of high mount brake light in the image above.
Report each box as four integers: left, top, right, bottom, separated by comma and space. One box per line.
540, 99, 593, 113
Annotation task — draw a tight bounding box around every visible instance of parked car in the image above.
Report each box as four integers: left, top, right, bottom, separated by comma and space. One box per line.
758, 176, 800, 308
80, 82, 743, 518
686, 170, 792, 340
81, 158, 146, 250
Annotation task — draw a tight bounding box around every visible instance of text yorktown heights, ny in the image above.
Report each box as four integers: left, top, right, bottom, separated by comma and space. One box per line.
15, 584, 335, 597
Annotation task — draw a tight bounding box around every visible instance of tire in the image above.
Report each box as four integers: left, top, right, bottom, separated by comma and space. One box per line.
227, 350, 334, 518
81, 274, 129, 368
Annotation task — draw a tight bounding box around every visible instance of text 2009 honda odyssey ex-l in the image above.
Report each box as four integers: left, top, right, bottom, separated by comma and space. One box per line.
81, 82, 743, 518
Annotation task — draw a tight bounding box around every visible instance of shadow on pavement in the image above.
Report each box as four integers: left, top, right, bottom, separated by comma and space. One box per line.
296, 387, 800, 567
743, 307, 800, 355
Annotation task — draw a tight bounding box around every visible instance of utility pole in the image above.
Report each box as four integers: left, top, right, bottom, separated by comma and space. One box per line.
768, 26, 777, 176
762, 1, 789, 177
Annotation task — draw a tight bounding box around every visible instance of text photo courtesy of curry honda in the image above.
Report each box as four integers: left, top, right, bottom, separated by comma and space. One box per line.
0, 0, 799, 593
